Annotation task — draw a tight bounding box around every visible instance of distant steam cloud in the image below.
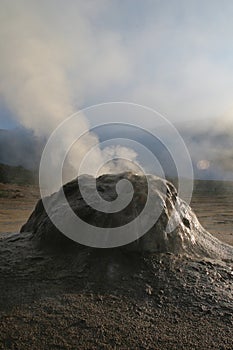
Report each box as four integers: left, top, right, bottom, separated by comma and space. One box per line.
0, 1, 233, 182
182, 114, 233, 179
0, 1, 73, 134
0, 1, 136, 181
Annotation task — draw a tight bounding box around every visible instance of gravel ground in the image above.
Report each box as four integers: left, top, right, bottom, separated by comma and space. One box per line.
0, 231, 232, 350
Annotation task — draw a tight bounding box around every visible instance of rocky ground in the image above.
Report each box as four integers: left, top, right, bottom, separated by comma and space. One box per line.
0, 175, 232, 349
0, 231, 232, 350
0, 183, 39, 233
0, 231, 232, 349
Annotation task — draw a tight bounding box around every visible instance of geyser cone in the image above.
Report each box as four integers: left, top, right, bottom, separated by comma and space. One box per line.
21, 172, 233, 261
1, 173, 233, 348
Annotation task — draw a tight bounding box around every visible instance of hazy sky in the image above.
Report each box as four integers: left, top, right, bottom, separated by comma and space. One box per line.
1, 0, 233, 130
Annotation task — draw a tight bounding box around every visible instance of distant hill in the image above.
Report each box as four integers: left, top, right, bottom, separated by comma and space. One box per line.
97, 123, 233, 181
0, 163, 35, 185
0, 128, 44, 170
0, 123, 232, 181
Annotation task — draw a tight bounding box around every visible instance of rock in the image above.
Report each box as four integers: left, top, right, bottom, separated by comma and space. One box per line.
145, 284, 153, 295
21, 172, 233, 260
1, 172, 232, 350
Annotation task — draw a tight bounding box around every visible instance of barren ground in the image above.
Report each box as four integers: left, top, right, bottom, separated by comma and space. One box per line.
0, 180, 232, 350
0, 183, 39, 234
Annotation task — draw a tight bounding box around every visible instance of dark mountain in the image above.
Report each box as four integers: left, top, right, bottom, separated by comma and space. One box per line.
0, 128, 44, 170
0, 121, 232, 181
96, 122, 233, 181
0, 163, 35, 185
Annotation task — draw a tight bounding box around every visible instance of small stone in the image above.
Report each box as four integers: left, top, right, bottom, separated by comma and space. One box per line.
145, 284, 153, 295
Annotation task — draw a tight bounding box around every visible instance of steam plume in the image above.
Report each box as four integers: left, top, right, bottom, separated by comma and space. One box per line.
0, 1, 135, 183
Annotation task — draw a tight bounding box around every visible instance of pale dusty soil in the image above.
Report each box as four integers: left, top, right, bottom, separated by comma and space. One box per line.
0, 183, 39, 234
191, 193, 233, 247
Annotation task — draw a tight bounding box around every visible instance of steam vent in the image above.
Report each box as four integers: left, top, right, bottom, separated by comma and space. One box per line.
1, 172, 233, 349
21, 172, 233, 260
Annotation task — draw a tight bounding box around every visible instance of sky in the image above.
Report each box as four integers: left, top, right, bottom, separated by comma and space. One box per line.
1, 0, 233, 131
1, 0, 233, 182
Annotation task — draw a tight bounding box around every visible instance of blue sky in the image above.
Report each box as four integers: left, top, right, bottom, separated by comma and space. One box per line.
1, 0, 233, 132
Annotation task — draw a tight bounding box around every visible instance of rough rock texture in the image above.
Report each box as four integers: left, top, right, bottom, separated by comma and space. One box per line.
0, 230, 233, 350
0, 173, 232, 349
21, 172, 233, 260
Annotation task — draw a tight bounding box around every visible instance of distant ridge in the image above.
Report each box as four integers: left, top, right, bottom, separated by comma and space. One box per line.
0, 128, 43, 170
0, 163, 35, 185
0, 124, 233, 181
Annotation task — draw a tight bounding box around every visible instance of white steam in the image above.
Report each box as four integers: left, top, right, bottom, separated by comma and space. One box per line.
0, 1, 137, 182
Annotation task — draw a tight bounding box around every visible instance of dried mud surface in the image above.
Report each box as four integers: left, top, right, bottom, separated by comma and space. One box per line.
0, 180, 232, 349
